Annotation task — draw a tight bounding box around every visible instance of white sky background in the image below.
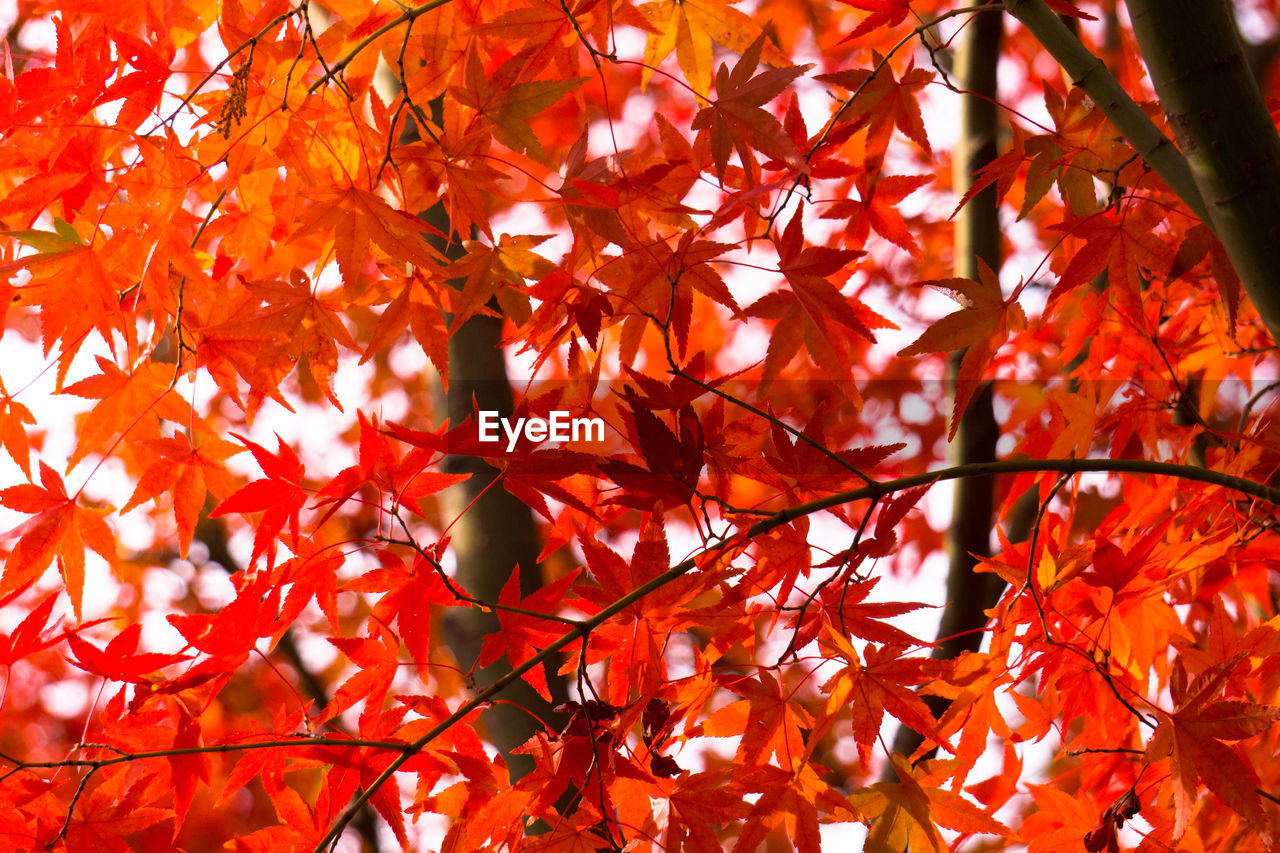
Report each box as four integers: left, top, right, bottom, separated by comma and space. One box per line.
0, 1, 1212, 849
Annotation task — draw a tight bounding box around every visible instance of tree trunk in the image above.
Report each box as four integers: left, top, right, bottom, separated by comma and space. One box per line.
405, 97, 568, 779
886, 2, 1004, 774
1004, 0, 1208, 223
1127, 0, 1280, 345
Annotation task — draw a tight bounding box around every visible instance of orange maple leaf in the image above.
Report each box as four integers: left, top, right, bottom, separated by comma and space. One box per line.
295, 184, 443, 288
451, 49, 588, 164
121, 432, 242, 557
0, 384, 36, 478
1050, 207, 1174, 308
820, 627, 952, 770
898, 260, 1026, 438
702, 670, 813, 766
442, 234, 555, 334
1, 222, 129, 363
639, 0, 789, 99
852, 755, 1014, 850
0, 461, 116, 618
62, 355, 195, 468
661, 768, 752, 851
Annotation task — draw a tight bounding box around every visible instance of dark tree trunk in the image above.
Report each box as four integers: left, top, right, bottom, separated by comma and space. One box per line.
1127, 0, 1280, 344
886, 2, 1005, 775
415, 195, 568, 781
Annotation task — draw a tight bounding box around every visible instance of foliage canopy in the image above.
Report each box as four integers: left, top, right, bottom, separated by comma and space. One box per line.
1, 0, 1280, 850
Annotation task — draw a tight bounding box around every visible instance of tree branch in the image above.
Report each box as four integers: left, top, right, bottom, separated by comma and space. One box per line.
1004, 0, 1209, 224
311, 454, 1280, 852
1127, 0, 1280, 345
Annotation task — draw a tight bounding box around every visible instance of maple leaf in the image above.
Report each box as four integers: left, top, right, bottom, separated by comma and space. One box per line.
817, 56, 934, 164
1050, 208, 1174, 309
451, 49, 588, 163
853, 756, 1014, 851
187, 269, 360, 416
65, 622, 191, 682
898, 260, 1026, 438
343, 549, 455, 680
691, 34, 810, 183
732, 763, 857, 853
121, 432, 242, 557
639, 0, 790, 99
324, 626, 404, 726
1001, 84, 1135, 220
273, 548, 344, 640
166, 571, 283, 672
442, 234, 556, 333
820, 172, 934, 255
61, 766, 173, 852
598, 390, 705, 512
703, 669, 813, 766
1, 221, 129, 364
294, 185, 444, 288
236, 270, 359, 405
898, 262, 1024, 355
747, 205, 892, 380
311, 410, 466, 525
661, 768, 752, 852
820, 627, 951, 770
598, 235, 742, 357
394, 106, 507, 239
572, 514, 705, 703
776, 204, 871, 331
0, 384, 36, 477
753, 415, 903, 500
786, 576, 930, 652
477, 573, 579, 702
361, 270, 451, 387
0, 461, 116, 618
0, 591, 62, 667
209, 433, 307, 568
161, 708, 211, 837
61, 355, 196, 469
1144, 656, 1280, 841
839, 0, 912, 41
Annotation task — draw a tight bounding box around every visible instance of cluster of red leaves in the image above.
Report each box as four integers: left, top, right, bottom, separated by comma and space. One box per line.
0, 0, 1278, 851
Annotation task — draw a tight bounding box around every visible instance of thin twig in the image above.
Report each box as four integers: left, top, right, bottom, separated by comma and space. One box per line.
307, 0, 457, 95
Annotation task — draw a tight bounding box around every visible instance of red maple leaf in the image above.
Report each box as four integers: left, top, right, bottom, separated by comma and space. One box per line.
209, 433, 307, 568
1145, 656, 1280, 841
817, 56, 934, 165
838, 0, 912, 42
692, 33, 811, 184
